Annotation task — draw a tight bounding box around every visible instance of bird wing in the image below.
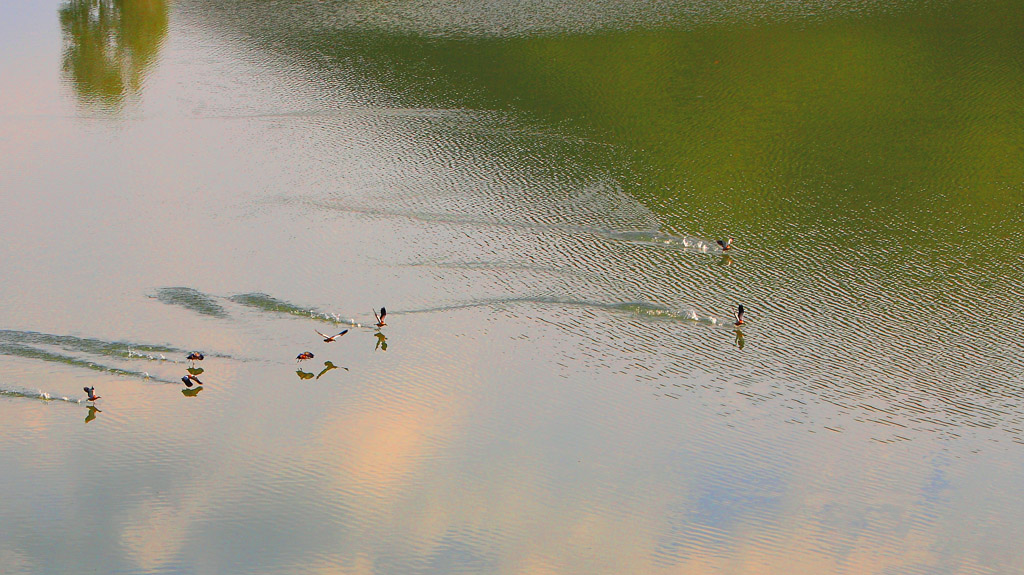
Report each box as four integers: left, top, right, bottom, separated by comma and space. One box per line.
83, 387, 91, 395
380, 307, 387, 321
315, 329, 330, 339
335, 330, 349, 338
372, 308, 381, 323
717, 240, 726, 248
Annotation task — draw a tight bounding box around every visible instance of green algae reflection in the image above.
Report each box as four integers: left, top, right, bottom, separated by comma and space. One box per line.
58, 0, 168, 109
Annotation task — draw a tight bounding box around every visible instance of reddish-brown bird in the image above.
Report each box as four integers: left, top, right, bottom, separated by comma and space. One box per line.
181, 374, 203, 388
373, 307, 387, 328
84, 387, 101, 402
296, 351, 315, 362
187, 351, 204, 365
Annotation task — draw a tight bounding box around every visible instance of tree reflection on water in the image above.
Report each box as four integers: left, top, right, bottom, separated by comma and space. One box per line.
58, 0, 167, 109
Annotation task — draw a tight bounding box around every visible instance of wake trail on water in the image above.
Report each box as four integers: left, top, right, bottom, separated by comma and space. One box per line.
228, 293, 369, 328
400, 296, 728, 326
161, 286, 731, 332
603, 230, 721, 253
0, 331, 200, 384
303, 199, 726, 256
0, 386, 85, 404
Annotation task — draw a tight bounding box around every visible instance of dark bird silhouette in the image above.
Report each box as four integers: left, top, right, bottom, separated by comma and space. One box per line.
181, 374, 203, 388
734, 304, 745, 326
716, 237, 734, 251
374, 332, 388, 352
315, 329, 349, 342
373, 307, 387, 328
296, 369, 314, 380
84, 387, 100, 402
296, 351, 315, 362
187, 351, 204, 365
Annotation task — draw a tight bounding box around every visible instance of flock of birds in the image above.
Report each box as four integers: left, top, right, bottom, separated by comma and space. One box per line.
81, 307, 389, 405
78, 239, 745, 406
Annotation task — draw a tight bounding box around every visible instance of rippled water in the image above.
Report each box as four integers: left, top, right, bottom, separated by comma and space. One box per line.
1, 0, 1023, 573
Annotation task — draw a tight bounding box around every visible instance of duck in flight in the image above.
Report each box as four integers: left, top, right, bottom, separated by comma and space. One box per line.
315, 329, 349, 342
181, 374, 203, 388
373, 307, 387, 328
734, 304, 745, 326
296, 351, 315, 362
717, 238, 734, 251
84, 387, 100, 402
187, 351, 204, 365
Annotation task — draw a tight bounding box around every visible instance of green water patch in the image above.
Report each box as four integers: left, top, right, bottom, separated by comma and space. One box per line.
155, 287, 229, 318
58, 0, 169, 111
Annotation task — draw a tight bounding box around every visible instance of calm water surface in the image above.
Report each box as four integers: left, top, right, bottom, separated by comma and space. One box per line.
1, 0, 1023, 573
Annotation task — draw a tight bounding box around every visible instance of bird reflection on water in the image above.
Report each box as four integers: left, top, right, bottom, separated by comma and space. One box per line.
316, 361, 348, 380
84, 405, 101, 423
296, 369, 315, 380
374, 332, 388, 351
181, 386, 203, 397
187, 367, 204, 376
734, 329, 745, 350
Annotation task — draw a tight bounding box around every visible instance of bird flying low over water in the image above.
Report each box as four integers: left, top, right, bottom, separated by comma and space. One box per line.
181, 374, 203, 388
315, 329, 348, 342
187, 351, 204, 364
84, 387, 100, 402
717, 238, 734, 251
373, 307, 387, 328
296, 351, 315, 362
734, 304, 745, 326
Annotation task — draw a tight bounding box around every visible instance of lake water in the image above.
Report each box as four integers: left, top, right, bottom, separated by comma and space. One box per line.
2, 0, 1023, 573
